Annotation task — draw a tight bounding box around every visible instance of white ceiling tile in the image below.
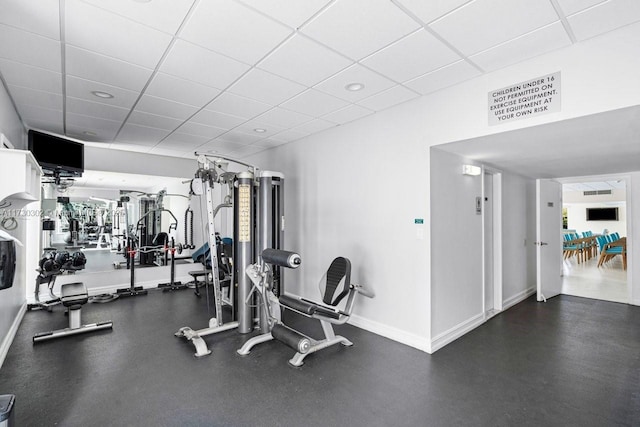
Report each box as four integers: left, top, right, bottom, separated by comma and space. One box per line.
322, 104, 374, 124
557, 0, 607, 16
568, 0, 640, 41
280, 89, 350, 117
109, 142, 152, 152
65, 46, 153, 92
8, 85, 62, 110
258, 34, 353, 86
0, 58, 62, 93
65, 0, 173, 68
237, 0, 333, 28
18, 104, 63, 124
174, 122, 227, 139
228, 144, 266, 157
181, 0, 292, 65
470, 22, 572, 72
24, 120, 65, 136
159, 132, 210, 148
66, 75, 139, 109
116, 123, 170, 145
135, 94, 199, 120
146, 73, 220, 108
67, 97, 130, 122
404, 60, 481, 95
80, 0, 195, 34
191, 109, 247, 129
254, 107, 313, 128
252, 138, 288, 149
127, 110, 183, 131
161, 39, 250, 89
148, 146, 192, 157
228, 68, 306, 105
361, 29, 461, 83
0, 0, 60, 39
301, 0, 421, 60
269, 129, 308, 143
429, 0, 559, 55
200, 140, 245, 154
205, 92, 272, 119
394, 0, 471, 24
314, 64, 396, 102
66, 112, 121, 138
292, 118, 336, 134
0, 24, 61, 72
65, 128, 114, 143
216, 130, 263, 145
357, 85, 419, 111
235, 120, 285, 138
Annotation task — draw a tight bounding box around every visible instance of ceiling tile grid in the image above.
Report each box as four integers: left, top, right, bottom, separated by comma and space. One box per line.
0, 0, 639, 159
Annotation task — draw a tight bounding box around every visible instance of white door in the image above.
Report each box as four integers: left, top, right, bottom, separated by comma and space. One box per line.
536, 179, 563, 301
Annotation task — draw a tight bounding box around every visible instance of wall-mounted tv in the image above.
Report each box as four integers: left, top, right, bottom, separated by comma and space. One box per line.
28, 130, 84, 176
586, 207, 619, 221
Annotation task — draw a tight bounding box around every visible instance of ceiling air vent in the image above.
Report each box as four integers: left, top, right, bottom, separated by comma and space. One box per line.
583, 190, 612, 196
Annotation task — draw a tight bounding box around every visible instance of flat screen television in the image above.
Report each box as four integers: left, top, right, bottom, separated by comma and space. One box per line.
0, 240, 16, 290
586, 207, 619, 221
28, 130, 84, 176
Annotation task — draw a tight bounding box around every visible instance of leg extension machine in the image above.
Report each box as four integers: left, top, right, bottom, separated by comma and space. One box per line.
237, 249, 374, 366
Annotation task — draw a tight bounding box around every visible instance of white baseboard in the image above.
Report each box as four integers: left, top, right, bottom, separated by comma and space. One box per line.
0, 303, 27, 370
348, 313, 429, 353
430, 312, 485, 354
503, 287, 536, 310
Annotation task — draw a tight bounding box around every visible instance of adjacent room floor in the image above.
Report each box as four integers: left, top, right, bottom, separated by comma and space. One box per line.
562, 253, 628, 303
1, 288, 638, 426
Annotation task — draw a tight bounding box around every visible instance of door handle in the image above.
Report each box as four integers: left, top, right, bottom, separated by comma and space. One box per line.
535, 242, 548, 246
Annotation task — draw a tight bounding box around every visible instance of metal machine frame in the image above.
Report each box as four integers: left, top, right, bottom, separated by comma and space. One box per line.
175, 154, 286, 357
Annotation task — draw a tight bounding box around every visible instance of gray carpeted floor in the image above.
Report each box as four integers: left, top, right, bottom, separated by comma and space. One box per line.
1, 289, 638, 426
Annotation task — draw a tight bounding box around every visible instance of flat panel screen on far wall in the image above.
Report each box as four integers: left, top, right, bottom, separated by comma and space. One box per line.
586, 207, 618, 221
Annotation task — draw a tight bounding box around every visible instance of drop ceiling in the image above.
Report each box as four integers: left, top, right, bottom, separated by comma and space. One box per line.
0, 0, 639, 159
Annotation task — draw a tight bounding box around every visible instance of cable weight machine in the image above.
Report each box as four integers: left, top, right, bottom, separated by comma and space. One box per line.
175, 154, 285, 357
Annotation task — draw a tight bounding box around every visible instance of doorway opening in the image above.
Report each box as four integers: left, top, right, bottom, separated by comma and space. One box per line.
482, 168, 502, 318
559, 175, 629, 304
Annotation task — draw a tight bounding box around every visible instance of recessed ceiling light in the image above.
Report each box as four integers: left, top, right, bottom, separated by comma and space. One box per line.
254, 128, 267, 133
83, 131, 97, 136
345, 82, 365, 92
91, 90, 114, 99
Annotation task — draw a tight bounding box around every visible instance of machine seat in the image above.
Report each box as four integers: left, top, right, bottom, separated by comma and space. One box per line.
60, 282, 89, 307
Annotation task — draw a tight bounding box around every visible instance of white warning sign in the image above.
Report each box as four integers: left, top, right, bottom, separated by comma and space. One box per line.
488, 72, 560, 125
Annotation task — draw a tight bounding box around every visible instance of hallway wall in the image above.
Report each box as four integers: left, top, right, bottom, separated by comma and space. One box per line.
248, 22, 640, 352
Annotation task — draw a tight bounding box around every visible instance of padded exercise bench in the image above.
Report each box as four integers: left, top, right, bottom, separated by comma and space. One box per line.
33, 282, 113, 343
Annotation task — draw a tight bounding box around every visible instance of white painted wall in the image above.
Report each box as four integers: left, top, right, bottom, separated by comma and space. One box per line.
430, 149, 483, 342
0, 82, 23, 149
247, 22, 640, 352
501, 173, 537, 308
566, 203, 626, 236
0, 85, 28, 367
565, 188, 627, 236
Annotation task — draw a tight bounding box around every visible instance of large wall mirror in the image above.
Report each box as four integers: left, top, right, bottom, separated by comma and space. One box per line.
40, 170, 195, 275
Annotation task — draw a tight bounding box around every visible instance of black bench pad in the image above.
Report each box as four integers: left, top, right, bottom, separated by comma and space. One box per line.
279, 294, 340, 319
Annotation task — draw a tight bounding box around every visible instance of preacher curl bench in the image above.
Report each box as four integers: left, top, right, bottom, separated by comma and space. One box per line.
33, 282, 113, 343
238, 249, 374, 366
